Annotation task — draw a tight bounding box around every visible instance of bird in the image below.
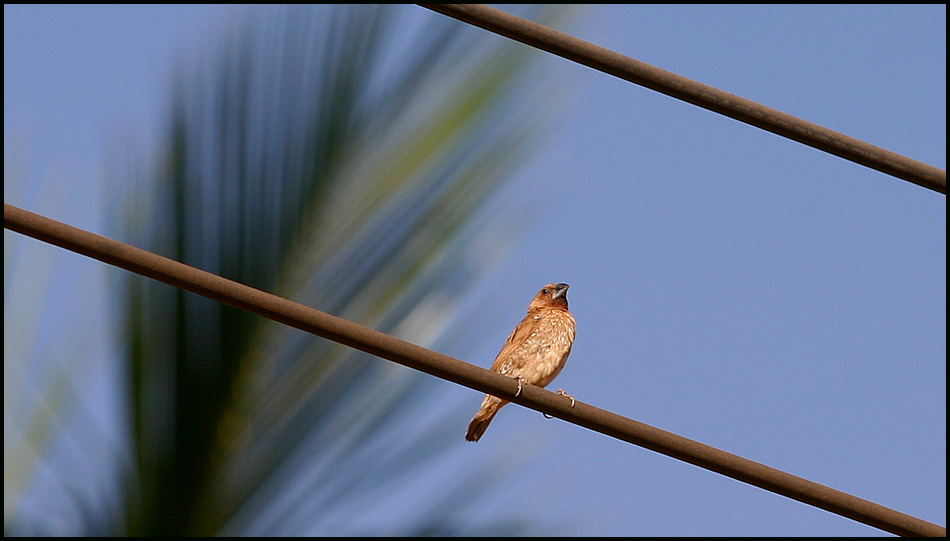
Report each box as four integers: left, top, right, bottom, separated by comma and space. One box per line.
465, 282, 576, 442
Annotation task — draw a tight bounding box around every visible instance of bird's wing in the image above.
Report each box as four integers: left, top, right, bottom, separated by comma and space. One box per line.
489, 312, 541, 374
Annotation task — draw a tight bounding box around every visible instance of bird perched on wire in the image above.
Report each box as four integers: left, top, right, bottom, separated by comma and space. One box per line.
465, 282, 576, 442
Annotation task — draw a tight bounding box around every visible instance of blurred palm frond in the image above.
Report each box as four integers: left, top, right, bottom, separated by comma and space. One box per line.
112, 4, 568, 536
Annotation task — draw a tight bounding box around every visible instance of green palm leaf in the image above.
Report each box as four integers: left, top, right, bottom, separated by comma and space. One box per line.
114, 4, 568, 536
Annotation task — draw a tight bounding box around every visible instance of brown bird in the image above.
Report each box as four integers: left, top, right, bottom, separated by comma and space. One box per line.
465, 282, 576, 442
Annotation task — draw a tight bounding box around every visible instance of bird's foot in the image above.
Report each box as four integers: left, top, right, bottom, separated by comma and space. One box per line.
542, 389, 576, 419
556, 388, 576, 408
513, 376, 524, 397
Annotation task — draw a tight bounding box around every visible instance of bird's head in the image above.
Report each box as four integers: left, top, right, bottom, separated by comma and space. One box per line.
530, 282, 570, 310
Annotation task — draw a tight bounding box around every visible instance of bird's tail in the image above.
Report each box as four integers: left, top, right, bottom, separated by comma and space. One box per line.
465, 395, 507, 442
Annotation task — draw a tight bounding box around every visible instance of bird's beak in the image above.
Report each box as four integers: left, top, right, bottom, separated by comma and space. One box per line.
552, 283, 569, 299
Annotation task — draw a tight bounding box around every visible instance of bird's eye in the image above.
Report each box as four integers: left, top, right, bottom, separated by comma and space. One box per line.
542, 288, 550, 294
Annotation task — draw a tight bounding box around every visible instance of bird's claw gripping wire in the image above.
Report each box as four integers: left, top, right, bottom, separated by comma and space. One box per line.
557, 388, 576, 408
543, 389, 576, 418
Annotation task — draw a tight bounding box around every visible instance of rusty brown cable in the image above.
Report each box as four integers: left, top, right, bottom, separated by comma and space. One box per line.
418, 4, 946, 195
4, 203, 944, 536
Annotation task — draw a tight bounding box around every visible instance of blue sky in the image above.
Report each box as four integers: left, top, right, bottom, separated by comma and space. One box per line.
5, 4, 945, 536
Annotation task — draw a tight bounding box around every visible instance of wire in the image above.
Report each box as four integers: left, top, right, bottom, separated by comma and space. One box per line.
418, 4, 946, 195
4, 203, 944, 536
